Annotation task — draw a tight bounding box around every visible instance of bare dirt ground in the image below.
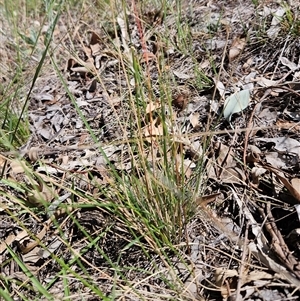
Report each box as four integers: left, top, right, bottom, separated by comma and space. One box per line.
1, 0, 300, 300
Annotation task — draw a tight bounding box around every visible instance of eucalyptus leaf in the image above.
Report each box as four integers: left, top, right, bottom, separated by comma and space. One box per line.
223, 89, 250, 121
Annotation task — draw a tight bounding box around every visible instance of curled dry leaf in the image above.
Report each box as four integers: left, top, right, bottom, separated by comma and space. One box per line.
246, 151, 260, 164
172, 93, 188, 110
28, 147, 40, 161
66, 58, 76, 70
251, 166, 267, 185
254, 76, 278, 87
27, 178, 56, 207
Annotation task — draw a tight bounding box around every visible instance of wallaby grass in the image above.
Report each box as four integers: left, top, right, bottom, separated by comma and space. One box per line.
0, 0, 210, 300
3, 0, 299, 300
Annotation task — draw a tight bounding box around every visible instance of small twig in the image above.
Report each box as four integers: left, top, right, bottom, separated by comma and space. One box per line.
275, 67, 300, 84
218, 130, 238, 179
235, 221, 249, 301
271, 33, 290, 81
132, 0, 148, 63
264, 202, 300, 279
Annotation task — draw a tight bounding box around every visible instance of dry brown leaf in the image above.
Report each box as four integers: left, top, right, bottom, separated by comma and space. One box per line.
216, 143, 233, 166
215, 268, 274, 299
263, 165, 300, 203
196, 193, 221, 207
93, 169, 114, 185
10, 267, 39, 283
0, 234, 16, 254
258, 76, 274, 86
277, 120, 300, 132
19, 219, 52, 254
143, 117, 164, 139
90, 43, 101, 56
146, 100, 161, 114
215, 268, 238, 298
280, 57, 298, 70
89, 31, 101, 45
229, 37, 246, 62
245, 270, 274, 283
66, 58, 76, 70
207, 163, 246, 185
83, 46, 92, 59
10, 159, 26, 175
246, 145, 261, 164
22, 247, 43, 263
224, 167, 246, 184
264, 152, 287, 169
27, 178, 56, 207
189, 112, 199, 128
213, 143, 246, 184
251, 166, 267, 185
0, 229, 34, 255
27, 191, 49, 207
213, 79, 226, 99
291, 178, 300, 198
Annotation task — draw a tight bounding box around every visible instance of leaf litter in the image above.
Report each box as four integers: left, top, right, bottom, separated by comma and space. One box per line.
1, 0, 300, 300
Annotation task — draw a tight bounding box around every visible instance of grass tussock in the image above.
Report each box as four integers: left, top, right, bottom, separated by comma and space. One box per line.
1, 0, 300, 300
